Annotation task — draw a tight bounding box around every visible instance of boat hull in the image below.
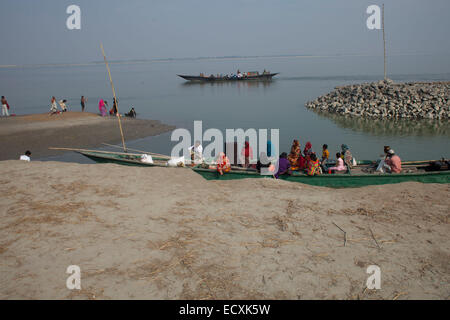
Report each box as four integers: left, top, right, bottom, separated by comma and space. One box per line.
178, 73, 278, 82
78, 151, 450, 188
79, 151, 167, 167
192, 167, 450, 188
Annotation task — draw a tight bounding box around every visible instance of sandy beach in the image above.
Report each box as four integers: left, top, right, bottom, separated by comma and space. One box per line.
0, 160, 448, 300
0, 112, 175, 160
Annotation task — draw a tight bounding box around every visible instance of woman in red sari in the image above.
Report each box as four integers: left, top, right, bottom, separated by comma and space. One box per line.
240, 141, 253, 168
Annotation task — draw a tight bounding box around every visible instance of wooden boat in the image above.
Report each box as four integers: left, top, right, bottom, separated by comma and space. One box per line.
178, 72, 278, 82
192, 166, 450, 188
73, 149, 169, 166
75, 149, 449, 188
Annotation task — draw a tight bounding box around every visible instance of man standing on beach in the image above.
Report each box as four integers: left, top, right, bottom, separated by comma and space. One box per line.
1, 96, 10, 117
81, 96, 87, 112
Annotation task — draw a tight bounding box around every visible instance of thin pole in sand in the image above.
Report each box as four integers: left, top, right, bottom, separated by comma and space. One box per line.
100, 43, 127, 153
382, 4, 387, 80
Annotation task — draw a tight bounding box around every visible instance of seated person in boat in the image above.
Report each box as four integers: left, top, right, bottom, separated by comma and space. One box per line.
303, 141, 314, 168
327, 153, 347, 173
275, 152, 292, 179
256, 152, 272, 173
384, 149, 402, 173
189, 140, 203, 165
216, 152, 231, 175
321, 144, 329, 164
240, 141, 253, 168
341, 144, 353, 168
307, 153, 322, 176
288, 140, 305, 170
376, 146, 396, 172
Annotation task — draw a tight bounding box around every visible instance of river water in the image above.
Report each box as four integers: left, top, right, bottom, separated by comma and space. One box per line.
1, 54, 449, 162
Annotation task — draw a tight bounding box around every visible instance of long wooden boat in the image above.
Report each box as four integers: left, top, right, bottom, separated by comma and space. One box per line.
178, 72, 278, 82
76, 150, 449, 188
192, 167, 450, 188
75, 150, 169, 166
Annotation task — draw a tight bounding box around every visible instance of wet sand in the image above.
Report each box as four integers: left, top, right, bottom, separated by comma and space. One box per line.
0, 112, 175, 160
0, 161, 448, 299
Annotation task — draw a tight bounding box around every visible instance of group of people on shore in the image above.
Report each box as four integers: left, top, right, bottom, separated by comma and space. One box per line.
189, 139, 402, 178
49, 96, 69, 114
98, 98, 136, 118
46, 96, 136, 118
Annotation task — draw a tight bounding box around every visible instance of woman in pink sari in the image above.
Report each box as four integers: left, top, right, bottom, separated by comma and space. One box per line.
98, 99, 107, 116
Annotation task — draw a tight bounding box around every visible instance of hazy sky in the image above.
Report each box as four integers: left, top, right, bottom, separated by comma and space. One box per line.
0, 0, 449, 65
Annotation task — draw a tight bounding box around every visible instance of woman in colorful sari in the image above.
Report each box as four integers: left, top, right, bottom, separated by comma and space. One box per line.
240, 141, 253, 168
287, 140, 301, 170
303, 141, 313, 169
216, 152, 231, 175
341, 144, 353, 168
307, 153, 321, 176
98, 99, 107, 117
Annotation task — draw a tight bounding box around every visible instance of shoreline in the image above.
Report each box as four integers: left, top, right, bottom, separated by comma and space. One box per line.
0, 112, 175, 160
0, 161, 449, 299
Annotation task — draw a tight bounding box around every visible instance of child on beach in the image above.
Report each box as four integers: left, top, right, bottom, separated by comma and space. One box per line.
59, 100, 68, 112
49, 97, 59, 115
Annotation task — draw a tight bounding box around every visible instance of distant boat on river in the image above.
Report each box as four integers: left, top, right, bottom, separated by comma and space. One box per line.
178, 70, 278, 82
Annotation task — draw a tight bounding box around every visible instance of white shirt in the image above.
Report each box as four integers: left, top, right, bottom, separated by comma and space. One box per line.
20, 155, 31, 162
189, 144, 203, 155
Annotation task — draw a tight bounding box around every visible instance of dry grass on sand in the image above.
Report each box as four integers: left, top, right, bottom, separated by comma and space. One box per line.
0, 161, 449, 299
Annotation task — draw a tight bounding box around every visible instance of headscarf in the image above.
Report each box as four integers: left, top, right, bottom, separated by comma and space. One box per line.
304, 141, 312, 156
341, 144, 349, 153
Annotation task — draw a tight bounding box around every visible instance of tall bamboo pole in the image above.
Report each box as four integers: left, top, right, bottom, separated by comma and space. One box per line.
382, 4, 387, 80
100, 43, 127, 152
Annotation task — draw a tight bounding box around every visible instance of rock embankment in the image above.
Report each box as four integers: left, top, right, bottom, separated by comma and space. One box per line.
305, 80, 449, 119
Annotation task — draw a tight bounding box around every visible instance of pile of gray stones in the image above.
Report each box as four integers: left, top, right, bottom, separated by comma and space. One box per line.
305, 79, 449, 119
